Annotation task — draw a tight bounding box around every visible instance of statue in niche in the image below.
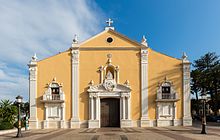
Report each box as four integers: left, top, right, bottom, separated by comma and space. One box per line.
103, 71, 116, 91
106, 71, 113, 80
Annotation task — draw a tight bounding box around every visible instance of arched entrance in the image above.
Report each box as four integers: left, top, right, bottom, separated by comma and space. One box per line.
101, 98, 120, 127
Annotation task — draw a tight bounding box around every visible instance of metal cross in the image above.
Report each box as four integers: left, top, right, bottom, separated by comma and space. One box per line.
106, 18, 113, 27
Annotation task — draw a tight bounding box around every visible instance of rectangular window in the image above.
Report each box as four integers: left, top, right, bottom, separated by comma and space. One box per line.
162, 86, 171, 99
162, 86, 170, 93
48, 106, 59, 118
51, 87, 60, 100
51, 87, 59, 94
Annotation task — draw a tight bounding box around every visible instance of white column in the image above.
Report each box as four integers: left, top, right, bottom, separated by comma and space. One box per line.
90, 96, 94, 120
140, 49, 150, 127
95, 96, 100, 120
61, 103, 65, 121
45, 105, 48, 120
28, 54, 38, 129
173, 103, 176, 120
122, 96, 126, 120
71, 48, 80, 128
127, 96, 131, 120
43, 104, 48, 129
182, 53, 192, 126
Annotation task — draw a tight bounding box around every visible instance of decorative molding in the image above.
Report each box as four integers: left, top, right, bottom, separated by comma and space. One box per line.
141, 49, 148, 63
79, 47, 140, 51
71, 50, 80, 63
141, 35, 149, 47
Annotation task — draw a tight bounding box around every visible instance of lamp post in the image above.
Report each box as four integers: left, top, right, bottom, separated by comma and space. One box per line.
201, 92, 207, 134
16, 95, 23, 138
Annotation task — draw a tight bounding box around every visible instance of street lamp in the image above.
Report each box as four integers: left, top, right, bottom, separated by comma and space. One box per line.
16, 95, 23, 138
201, 92, 207, 134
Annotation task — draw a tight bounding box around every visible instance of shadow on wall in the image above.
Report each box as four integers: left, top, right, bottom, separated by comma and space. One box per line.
147, 64, 182, 119
80, 87, 89, 121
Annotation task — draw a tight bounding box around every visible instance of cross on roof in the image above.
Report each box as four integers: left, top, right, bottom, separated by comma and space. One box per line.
106, 18, 113, 27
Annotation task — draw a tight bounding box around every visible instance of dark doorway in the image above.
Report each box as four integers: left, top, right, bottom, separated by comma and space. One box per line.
101, 98, 120, 127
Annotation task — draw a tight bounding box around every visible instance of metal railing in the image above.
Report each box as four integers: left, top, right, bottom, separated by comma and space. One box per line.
160, 93, 176, 99
52, 94, 60, 100
45, 94, 60, 100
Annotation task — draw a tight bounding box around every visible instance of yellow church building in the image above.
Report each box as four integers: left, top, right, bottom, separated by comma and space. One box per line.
28, 19, 192, 129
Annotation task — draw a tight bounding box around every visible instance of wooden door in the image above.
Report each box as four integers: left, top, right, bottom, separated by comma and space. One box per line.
101, 98, 120, 127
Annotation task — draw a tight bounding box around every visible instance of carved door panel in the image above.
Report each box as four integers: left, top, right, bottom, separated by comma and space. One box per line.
101, 101, 109, 127
101, 98, 120, 127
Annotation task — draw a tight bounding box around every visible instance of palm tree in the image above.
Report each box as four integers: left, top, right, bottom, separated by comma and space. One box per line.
0, 99, 17, 125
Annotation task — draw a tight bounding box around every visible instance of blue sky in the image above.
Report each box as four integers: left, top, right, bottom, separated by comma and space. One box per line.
0, 0, 220, 101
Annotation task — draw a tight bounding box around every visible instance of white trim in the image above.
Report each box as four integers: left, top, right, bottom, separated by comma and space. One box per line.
140, 49, 150, 126
71, 49, 80, 128
31, 119, 184, 129
78, 29, 144, 48
182, 60, 192, 126
28, 56, 38, 128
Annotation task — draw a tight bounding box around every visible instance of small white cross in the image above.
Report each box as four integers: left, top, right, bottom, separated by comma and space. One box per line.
106, 18, 113, 27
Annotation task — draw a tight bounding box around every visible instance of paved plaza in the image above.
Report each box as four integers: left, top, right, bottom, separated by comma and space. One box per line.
0, 123, 220, 140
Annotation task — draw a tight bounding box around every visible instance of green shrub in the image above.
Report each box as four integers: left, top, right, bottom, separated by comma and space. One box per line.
0, 121, 14, 130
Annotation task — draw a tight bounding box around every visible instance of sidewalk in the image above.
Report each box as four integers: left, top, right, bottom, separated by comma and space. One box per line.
0, 128, 25, 136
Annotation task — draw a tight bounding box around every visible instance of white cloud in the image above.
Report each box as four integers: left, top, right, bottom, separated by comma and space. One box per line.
0, 0, 104, 101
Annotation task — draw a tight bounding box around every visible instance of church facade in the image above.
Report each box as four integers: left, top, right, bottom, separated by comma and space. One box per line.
28, 20, 192, 129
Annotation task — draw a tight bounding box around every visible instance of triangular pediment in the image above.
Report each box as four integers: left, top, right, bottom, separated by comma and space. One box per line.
79, 29, 144, 49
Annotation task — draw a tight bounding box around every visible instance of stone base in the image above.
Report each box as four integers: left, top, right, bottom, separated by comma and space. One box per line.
88, 120, 99, 128
70, 119, 80, 128
43, 120, 48, 129
121, 120, 132, 128
140, 119, 151, 127
183, 117, 192, 126
157, 120, 173, 127
60, 120, 65, 128
29, 120, 38, 129
173, 119, 181, 126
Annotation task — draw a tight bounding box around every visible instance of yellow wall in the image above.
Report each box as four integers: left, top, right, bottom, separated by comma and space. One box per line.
37, 51, 72, 120
148, 48, 183, 119
36, 30, 183, 122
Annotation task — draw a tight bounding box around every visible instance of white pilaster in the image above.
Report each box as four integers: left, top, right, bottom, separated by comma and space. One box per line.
45, 105, 48, 120
88, 94, 99, 128
91, 96, 94, 120
28, 54, 38, 129
127, 96, 131, 120
182, 53, 192, 126
122, 96, 126, 120
71, 47, 80, 128
140, 49, 150, 127
95, 96, 99, 120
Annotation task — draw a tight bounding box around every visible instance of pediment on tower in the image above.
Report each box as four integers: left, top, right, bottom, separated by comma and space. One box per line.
79, 29, 144, 50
